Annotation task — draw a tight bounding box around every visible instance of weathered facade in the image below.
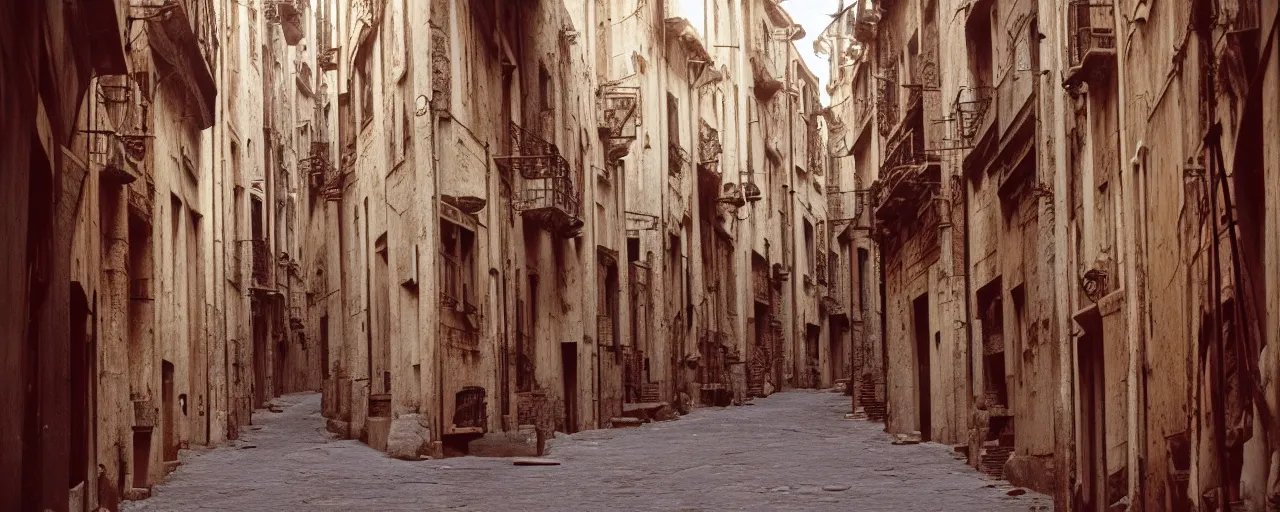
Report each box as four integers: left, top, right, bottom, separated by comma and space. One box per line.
821, 0, 1280, 508
301, 0, 842, 460
2, 1, 324, 510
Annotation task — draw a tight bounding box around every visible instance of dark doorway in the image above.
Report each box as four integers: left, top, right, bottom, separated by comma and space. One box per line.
561, 343, 578, 433
1077, 331, 1106, 512
252, 306, 267, 408
804, 324, 821, 388
162, 360, 177, 462
320, 315, 330, 380
69, 283, 91, 493
828, 317, 846, 386
912, 294, 932, 441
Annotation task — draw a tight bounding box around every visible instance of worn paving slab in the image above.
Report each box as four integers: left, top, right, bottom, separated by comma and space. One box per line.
125, 390, 1052, 511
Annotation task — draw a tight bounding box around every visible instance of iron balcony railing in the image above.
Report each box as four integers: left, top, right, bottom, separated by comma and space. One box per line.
953, 86, 995, 147
875, 65, 899, 137
881, 112, 927, 172
498, 122, 583, 218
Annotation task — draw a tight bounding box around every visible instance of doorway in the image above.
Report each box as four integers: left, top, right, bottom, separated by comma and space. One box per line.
560, 343, 578, 433
69, 283, 92, 496
912, 293, 932, 441
162, 360, 178, 462
828, 317, 846, 387
1077, 331, 1106, 512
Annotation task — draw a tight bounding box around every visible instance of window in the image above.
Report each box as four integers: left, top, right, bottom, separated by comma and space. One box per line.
803, 219, 815, 275
667, 92, 679, 143
440, 220, 477, 312
358, 50, 374, 128
249, 7, 258, 66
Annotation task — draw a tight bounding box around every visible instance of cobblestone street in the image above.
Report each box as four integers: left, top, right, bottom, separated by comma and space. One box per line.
126, 391, 1050, 511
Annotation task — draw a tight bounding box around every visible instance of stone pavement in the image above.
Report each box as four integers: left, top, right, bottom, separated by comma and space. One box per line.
125, 391, 1052, 511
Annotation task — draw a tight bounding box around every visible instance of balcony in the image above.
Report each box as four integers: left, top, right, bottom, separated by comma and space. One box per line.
874, 98, 942, 229
598, 86, 640, 160
750, 51, 784, 101
697, 120, 722, 190
146, 0, 217, 129
265, 0, 304, 46
301, 141, 338, 196
250, 239, 271, 287
953, 86, 995, 149
317, 17, 338, 71
1064, 0, 1117, 86
669, 141, 690, 179
497, 123, 584, 238
875, 72, 899, 137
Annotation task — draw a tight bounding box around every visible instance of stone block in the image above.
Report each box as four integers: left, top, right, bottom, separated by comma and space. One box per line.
610, 417, 643, 428
367, 417, 391, 452
326, 419, 350, 438
384, 413, 431, 460
1004, 454, 1055, 496
467, 429, 538, 458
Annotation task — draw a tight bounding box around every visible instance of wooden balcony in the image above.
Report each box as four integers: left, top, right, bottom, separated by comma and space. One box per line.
1064, 0, 1117, 86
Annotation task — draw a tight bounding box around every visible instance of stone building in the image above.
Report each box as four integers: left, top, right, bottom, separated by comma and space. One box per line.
302, 0, 838, 459
2, 1, 325, 510
822, 0, 1280, 508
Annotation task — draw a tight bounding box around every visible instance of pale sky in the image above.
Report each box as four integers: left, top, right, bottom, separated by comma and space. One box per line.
679, 0, 845, 103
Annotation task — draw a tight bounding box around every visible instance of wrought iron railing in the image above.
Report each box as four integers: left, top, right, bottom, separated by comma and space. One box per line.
882, 111, 927, 172
516, 175, 582, 218
499, 123, 582, 219
876, 72, 899, 137
1067, 1, 1116, 69
501, 122, 568, 179
953, 86, 995, 147
669, 141, 690, 178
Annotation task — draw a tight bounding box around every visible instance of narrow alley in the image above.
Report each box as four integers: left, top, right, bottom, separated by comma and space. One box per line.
125, 391, 1049, 511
